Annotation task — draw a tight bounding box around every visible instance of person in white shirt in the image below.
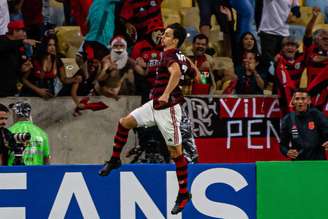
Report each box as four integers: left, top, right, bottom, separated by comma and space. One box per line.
258, 0, 299, 70
0, 0, 10, 35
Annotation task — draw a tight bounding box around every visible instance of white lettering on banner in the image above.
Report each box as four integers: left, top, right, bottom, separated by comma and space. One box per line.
220, 97, 280, 118
220, 98, 241, 118
121, 172, 165, 219
244, 99, 249, 118
227, 120, 243, 149
248, 120, 263, 149
48, 172, 100, 219
252, 98, 265, 118
267, 99, 280, 117
0, 173, 26, 219
227, 120, 280, 149
183, 98, 216, 137
191, 168, 249, 219
267, 120, 280, 149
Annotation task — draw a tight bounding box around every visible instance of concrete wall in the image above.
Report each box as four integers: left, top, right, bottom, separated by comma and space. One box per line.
0, 96, 141, 164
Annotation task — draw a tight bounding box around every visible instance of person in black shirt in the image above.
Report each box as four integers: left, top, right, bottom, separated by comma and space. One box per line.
280, 89, 328, 160
0, 104, 15, 165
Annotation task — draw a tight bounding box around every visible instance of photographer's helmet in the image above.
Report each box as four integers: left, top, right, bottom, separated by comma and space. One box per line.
9, 102, 31, 118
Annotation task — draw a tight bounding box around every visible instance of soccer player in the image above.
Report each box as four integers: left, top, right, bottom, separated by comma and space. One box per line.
99, 23, 194, 214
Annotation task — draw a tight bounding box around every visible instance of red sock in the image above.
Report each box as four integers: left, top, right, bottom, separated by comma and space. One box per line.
173, 155, 188, 195
111, 122, 129, 160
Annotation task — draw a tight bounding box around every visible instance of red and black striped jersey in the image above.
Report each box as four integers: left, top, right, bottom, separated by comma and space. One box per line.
276, 52, 305, 87
304, 36, 328, 84
151, 48, 195, 109
131, 39, 162, 86
120, 0, 164, 38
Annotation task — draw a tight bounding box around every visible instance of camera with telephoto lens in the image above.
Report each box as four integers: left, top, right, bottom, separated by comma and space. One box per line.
12, 132, 31, 165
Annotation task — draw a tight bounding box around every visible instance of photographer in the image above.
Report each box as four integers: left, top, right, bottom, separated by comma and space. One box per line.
0, 104, 15, 165
8, 101, 50, 165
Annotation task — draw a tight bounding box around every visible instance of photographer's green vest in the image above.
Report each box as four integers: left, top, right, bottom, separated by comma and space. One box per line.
8, 121, 50, 165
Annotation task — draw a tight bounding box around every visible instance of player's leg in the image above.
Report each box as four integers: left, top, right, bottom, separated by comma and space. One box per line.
155, 104, 191, 214
99, 100, 155, 176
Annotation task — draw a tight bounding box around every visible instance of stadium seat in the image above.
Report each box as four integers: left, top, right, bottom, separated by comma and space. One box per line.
212, 56, 234, 71
162, 8, 181, 27
55, 26, 84, 58
299, 69, 308, 89
60, 58, 79, 78
180, 7, 200, 30
289, 6, 325, 26
162, 0, 192, 10
313, 23, 328, 32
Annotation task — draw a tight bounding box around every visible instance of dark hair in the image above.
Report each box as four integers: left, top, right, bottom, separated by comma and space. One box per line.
243, 51, 261, 63
166, 23, 187, 48
0, 104, 9, 113
293, 88, 309, 95
234, 32, 260, 66
192, 33, 209, 44
34, 33, 58, 60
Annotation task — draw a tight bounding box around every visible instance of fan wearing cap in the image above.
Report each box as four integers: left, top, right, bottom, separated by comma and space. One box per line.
130, 24, 164, 103
0, 19, 39, 97
274, 36, 305, 115
8, 101, 50, 165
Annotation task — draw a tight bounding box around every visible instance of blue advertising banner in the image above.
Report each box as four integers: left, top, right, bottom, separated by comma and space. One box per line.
0, 164, 256, 219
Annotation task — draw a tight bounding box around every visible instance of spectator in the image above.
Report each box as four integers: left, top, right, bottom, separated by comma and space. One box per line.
0, 104, 15, 166
0, 0, 10, 35
235, 51, 265, 94
8, 101, 50, 165
234, 31, 260, 66
97, 36, 136, 98
188, 34, 216, 95
84, 0, 120, 48
21, 0, 43, 40
0, 19, 38, 97
275, 36, 305, 115
259, 0, 299, 70
130, 24, 163, 103
119, 0, 164, 43
7, 0, 23, 21
20, 33, 77, 98
70, 0, 93, 35
303, 7, 328, 110
70, 41, 109, 116
280, 89, 328, 160
197, 0, 234, 56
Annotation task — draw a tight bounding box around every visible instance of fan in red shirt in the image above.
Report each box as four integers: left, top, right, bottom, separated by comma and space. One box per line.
303, 7, 328, 110
131, 23, 163, 103
70, 0, 93, 36
275, 37, 306, 115
119, 0, 164, 42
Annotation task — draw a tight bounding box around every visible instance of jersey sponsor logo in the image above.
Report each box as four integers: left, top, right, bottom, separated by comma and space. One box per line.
150, 0, 157, 7
294, 62, 301, 70
307, 121, 315, 130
